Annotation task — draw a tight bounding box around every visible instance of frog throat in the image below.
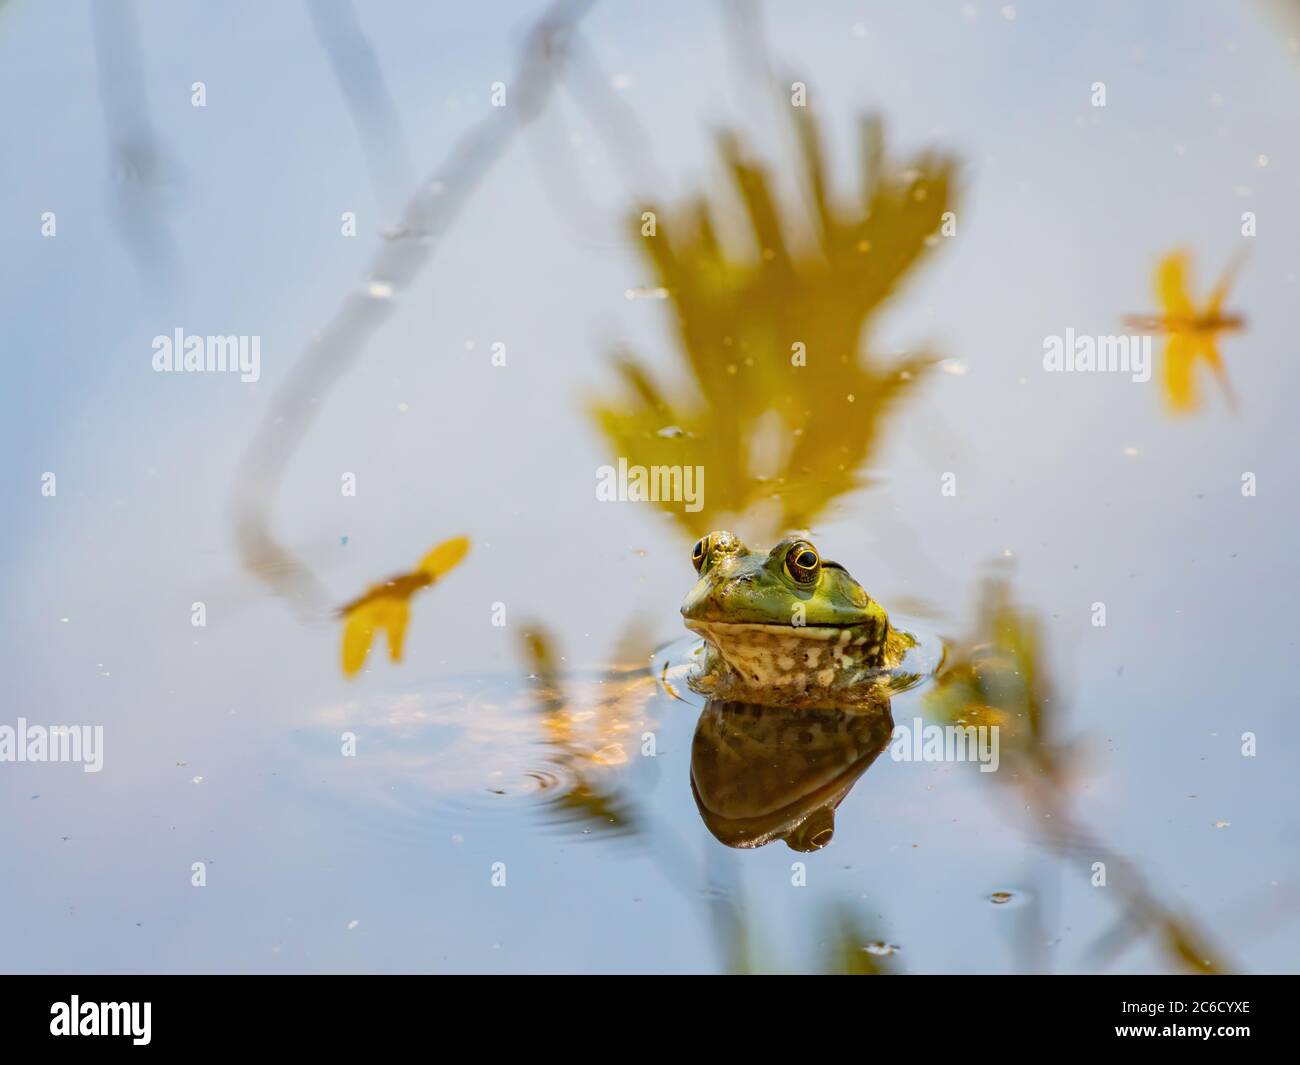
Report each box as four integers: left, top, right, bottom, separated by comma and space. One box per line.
684, 618, 890, 704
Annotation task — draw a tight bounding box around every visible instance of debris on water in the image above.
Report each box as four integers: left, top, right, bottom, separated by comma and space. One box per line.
346, 919, 359, 930
624, 286, 669, 300
1214, 820, 1231, 829
988, 889, 1027, 906
366, 280, 394, 299
656, 425, 688, 438
862, 941, 900, 956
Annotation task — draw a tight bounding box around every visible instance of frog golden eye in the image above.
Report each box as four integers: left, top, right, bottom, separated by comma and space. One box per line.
691, 536, 709, 573
785, 541, 820, 584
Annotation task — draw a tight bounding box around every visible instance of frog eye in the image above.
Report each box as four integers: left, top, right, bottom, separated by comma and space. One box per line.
784, 541, 820, 584
691, 536, 709, 573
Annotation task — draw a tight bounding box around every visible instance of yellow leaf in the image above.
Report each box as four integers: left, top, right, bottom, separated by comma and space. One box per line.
1162, 333, 1197, 413
380, 599, 411, 663
1156, 251, 1194, 321
1207, 249, 1247, 316
417, 536, 470, 579
341, 604, 379, 677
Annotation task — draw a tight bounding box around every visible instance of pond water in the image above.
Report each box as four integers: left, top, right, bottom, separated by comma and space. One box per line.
2, 0, 1298, 973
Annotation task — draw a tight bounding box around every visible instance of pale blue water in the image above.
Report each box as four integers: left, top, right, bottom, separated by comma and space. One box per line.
2, 0, 1298, 973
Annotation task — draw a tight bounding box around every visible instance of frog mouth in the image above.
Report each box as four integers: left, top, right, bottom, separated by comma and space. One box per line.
683, 618, 863, 640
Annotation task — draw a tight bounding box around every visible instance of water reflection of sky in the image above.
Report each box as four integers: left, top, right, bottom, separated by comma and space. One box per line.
2, 0, 1298, 972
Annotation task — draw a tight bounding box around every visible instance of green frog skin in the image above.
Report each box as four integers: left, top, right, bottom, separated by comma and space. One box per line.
681, 531, 913, 708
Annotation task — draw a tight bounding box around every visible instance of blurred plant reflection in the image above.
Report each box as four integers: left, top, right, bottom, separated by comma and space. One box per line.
91, 0, 179, 292
590, 109, 957, 541
927, 572, 1232, 973
821, 904, 901, 975
517, 624, 659, 838
231, 0, 593, 620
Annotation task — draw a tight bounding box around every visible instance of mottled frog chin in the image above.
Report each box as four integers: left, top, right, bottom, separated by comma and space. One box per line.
683, 616, 892, 706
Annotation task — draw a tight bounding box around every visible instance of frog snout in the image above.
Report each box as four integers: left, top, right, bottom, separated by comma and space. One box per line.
712, 572, 762, 606
717, 572, 756, 593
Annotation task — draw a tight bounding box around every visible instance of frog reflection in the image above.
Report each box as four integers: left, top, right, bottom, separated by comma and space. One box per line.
690, 695, 894, 851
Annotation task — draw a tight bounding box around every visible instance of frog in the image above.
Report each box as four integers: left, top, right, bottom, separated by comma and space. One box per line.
681, 530, 913, 708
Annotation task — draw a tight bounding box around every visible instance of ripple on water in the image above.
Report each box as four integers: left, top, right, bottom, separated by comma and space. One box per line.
299, 670, 659, 844
298, 623, 941, 848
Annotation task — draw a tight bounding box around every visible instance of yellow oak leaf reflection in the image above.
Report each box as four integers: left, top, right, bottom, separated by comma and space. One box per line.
338, 536, 469, 678
590, 111, 957, 540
